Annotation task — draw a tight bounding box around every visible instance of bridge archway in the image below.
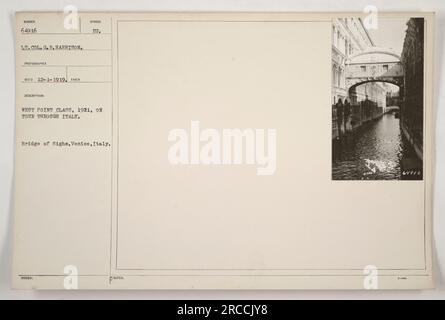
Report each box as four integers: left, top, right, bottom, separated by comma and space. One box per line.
333, 47, 406, 140
348, 79, 402, 105
345, 49, 404, 97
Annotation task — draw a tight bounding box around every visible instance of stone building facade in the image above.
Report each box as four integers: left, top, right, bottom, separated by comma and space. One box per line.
332, 18, 391, 139
332, 18, 386, 105
400, 18, 424, 160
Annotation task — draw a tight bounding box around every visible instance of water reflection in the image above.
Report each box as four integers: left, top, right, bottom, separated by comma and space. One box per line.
332, 113, 421, 180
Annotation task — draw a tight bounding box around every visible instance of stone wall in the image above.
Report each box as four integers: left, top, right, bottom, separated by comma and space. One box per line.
332, 98, 383, 139
400, 18, 424, 160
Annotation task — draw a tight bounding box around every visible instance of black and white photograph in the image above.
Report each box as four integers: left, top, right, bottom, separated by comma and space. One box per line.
332, 17, 424, 180
1, 0, 443, 301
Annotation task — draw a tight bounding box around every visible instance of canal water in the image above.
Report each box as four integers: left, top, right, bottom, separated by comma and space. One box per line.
332, 113, 421, 180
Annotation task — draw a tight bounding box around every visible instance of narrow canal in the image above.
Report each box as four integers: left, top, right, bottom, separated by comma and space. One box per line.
332, 112, 422, 180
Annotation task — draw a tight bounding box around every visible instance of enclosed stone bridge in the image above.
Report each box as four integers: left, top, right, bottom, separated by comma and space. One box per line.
333, 48, 406, 140
386, 105, 400, 112
345, 48, 404, 95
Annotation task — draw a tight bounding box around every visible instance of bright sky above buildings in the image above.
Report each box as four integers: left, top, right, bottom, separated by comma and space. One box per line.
367, 18, 409, 55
